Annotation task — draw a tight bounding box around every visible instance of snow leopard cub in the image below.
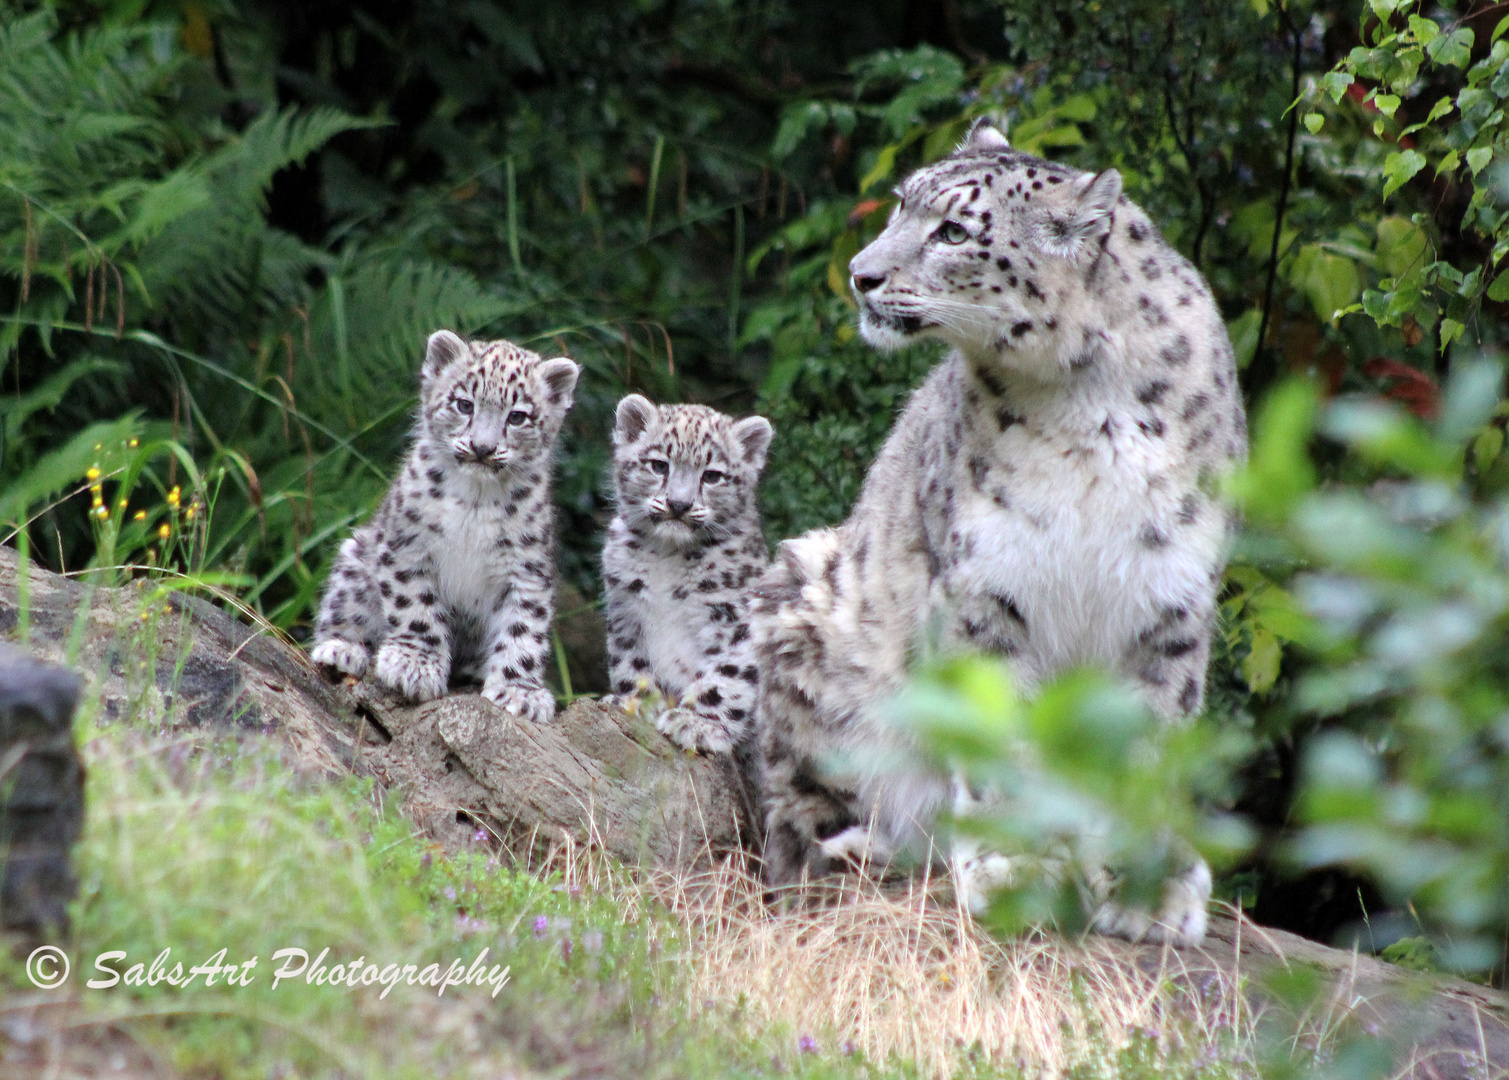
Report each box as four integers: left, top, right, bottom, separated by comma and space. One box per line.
752, 123, 1246, 945
310, 330, 580, 723
601, 395, 774, 754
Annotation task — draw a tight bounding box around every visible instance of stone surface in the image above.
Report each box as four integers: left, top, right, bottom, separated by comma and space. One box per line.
0, 642, 85, 939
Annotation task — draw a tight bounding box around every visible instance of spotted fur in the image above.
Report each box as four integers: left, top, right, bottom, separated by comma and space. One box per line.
752, 123, 1246, 945
601, 396, 773, 753
310, 331, 580, 723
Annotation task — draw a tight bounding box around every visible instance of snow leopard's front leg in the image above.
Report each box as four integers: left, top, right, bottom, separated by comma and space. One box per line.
947, 774, 1018, 914
1123, 597, 1216, 721
602, 596, 663, 710
311, 535, 381, 677
656, 617, 759, 755
371, 544, 452, 702
479, 568, 557, 724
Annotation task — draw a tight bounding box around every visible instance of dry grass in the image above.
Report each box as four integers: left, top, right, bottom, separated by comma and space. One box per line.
641, 856, 1254, 1078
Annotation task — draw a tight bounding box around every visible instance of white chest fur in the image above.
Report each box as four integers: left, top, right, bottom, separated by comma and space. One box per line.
429, 469, 520, 618
622, 555, 710, 696
942, 405, 1222, 686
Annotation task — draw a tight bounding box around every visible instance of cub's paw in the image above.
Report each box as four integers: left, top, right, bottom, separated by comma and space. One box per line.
375, 641, 448, 702
655, 706, 734, 754
310, 638, 369, 678
603, 682, 667, 719
482, 681, 556, 725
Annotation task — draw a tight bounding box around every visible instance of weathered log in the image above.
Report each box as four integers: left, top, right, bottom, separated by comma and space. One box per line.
0, 546, 751, 866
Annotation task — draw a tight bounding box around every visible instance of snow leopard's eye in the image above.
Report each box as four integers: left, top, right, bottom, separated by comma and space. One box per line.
646, 459, 669, 477
936, 221, 970, 245
453, 398, 474, 416
702, 469, 726, 485
506, 410, 530, 426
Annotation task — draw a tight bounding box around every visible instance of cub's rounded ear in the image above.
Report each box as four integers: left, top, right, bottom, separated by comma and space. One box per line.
537, 358, 581, 409
732, 415, 774, 470
614, 394, 659, 446
960, 118, 1010, 153
423, 330, 469, 382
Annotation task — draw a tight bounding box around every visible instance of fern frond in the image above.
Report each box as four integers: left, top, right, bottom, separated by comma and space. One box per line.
300, 257, 512, 428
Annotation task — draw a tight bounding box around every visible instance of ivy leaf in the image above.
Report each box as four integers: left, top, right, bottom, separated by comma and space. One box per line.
858, 144, 898, 193
1290, 245, 1361, 324
1323, 71, 1355, 103
1374, 94, 1401, 118
1467, 146, 1493, 176
1437, 149, 1461, 177
1304, 112, 1325, 134
1376, 216, 1429, 278
1426, 27, 1474, 69
1383, 149, 1427, 198
1244, 629, 1283, 694
1489, 271, 1509, 303
1441, 318, 1466, 350
1494, 13, 1509, 45
1227, 308, 1263, 369
1408, 15, 1439, 46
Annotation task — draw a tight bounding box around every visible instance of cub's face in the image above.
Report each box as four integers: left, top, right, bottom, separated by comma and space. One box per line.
849, 125, 1121, 369
419, 331, 579, 472
612, 396, 773, 549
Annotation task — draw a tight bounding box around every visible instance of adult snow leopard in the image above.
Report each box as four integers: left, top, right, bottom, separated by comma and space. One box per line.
601, 395, 774, 754
311, 330, 580, 724
751, 123, 1246, 945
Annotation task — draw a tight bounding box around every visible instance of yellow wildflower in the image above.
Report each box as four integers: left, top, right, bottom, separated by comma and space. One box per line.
158, 524, 171, 540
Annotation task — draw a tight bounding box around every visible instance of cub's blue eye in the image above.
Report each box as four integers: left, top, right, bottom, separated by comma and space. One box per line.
647, 459, 669, 477
702, 469, 726, 485
937, 221, 970, 245
507, 410, 530, 426
454, 399, 474, 415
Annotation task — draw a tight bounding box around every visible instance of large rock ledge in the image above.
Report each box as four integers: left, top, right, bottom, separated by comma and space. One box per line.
1, 545, 1505, 1076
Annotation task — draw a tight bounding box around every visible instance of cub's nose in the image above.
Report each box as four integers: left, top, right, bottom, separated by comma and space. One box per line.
666, 498, 693, 518
852, 272, 886, 293
470, 440, 497, 459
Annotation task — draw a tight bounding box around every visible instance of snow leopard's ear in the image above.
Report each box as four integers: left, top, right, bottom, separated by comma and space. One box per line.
423, 330, 469, 382
960, 118, 1010, 153
1037, 169, 1122, 259
614, 394, 659, 447
732, 415, 774, 471
537, 357, 580, 410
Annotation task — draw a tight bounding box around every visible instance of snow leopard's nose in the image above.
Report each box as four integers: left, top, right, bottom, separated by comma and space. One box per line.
849, 249, 888, 293
470, 439, 497, 459
666, 498, 693, 518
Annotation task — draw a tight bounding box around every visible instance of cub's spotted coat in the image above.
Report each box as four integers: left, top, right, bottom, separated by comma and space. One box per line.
602, 396, 773, 753
752, 124, 1245, 944
311, 331, 579, 723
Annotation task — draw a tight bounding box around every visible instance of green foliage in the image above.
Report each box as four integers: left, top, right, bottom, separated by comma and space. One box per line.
893, 658, 1252, 936
1250, 363, 1509, 972
1311, 1, 1509, 347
